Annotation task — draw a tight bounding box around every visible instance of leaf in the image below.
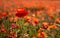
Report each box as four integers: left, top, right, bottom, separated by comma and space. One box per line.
3, 19, 12, 30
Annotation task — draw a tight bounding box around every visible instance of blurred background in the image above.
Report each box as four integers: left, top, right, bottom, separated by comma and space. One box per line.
1, 0, 60, 9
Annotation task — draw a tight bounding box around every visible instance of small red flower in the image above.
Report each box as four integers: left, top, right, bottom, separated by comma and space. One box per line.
16, 8, 28, 18
3, 13, 8, 17
13, 35, 17, 38
11, 24, 16, 29
10, 31, 14, 36
41, 32, 47, 38
55, 18, 60, 24
11, 23, 19, 29
43, 22, 48, 29
50, 15, 54, 19
1, 28, 6, 32
25, 16, 31, 22
15, 25, 19, 28
0, 12, 8, 19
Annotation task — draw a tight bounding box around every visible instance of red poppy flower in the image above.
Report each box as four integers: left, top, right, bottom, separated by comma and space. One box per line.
41, 32, 47, 38
13, 35, 17, 38
0, 12, 8, 19
1, 28, 6, 32
11, 23, 19, 29
10, 31, 14, 36
11, 23, 16, 29
37, 32, 47, 38
43, 22, 49, 29
3, 13, 8, 17
16, 8, 28, 18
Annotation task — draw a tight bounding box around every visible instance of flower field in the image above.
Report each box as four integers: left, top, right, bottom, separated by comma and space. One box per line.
0, 0, 60, 38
